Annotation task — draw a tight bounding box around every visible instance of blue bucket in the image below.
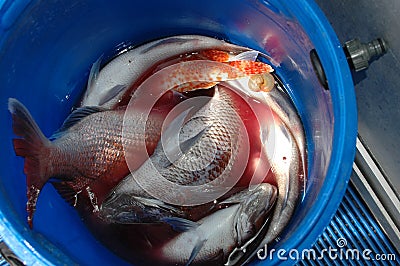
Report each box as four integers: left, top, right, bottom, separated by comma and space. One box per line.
0, 0, 357, 265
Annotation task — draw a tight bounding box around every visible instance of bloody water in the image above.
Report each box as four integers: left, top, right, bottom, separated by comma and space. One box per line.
66, 45, 305, 265
73, 89, 287, 265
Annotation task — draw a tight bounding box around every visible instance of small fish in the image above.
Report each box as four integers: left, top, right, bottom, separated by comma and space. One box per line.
82, 35, 261, 108
157, 184, 277, 266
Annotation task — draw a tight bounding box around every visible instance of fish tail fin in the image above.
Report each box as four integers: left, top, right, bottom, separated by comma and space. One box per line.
8, 98, 52, 228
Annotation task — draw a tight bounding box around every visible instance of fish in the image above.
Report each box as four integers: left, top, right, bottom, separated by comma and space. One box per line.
226, 74, 306, 187
8, 32, 309, 266
98, 55, 274, 223
8, 98, 166, 228
99, 84, 270, 223
223, 75, 305, 244
82, 35, 261, 108
157, 183, 277, 266
262, 111, 301, 243
265, 81, 307, 191
9, 57, 274, 228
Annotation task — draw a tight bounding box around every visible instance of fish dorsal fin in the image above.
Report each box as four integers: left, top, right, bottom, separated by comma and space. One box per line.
85, 55, 103, 100
98, 84, 127, 106
187, 238, 207, 266
51, 106, 106, 139
232, 50, 259, 62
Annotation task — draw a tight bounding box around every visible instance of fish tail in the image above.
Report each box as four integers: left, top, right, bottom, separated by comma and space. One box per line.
8, 98, 52, 228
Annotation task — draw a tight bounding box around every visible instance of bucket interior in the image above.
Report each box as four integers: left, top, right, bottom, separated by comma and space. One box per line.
0, 0, 356, 265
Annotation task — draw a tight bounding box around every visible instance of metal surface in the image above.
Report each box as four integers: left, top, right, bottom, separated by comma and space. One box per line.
315, 0, 400, 210
353, 137, 400, 250
297, 181, 399, 265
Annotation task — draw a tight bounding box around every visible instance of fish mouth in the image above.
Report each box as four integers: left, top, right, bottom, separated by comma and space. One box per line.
98, 191, 123, 221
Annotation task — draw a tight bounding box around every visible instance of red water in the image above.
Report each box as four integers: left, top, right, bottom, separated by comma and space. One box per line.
66, 49, 283, 265
71, 83, 278, 265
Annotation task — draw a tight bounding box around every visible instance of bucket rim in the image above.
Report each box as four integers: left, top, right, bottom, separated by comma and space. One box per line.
0, 0, 357, 265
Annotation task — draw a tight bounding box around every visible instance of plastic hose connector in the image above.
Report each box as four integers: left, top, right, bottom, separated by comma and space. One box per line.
344, 38, 388, 72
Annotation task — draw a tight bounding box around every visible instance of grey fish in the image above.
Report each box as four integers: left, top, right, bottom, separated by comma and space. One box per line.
263, 79, 307, 190
158, 183, 277, 266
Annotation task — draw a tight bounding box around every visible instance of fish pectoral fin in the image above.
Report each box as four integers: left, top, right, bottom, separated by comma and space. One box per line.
50, 106, 107, 139
186, 238, 207, 266
179, 125, 209, 156
134, 196, 184, 215
98, 84, 127, 106
51, 181, 80, 207
84, 55, 103, 101
161, 217, 200, 232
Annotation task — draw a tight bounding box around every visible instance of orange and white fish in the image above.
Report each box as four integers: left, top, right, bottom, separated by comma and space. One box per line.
82, 35, 272, 108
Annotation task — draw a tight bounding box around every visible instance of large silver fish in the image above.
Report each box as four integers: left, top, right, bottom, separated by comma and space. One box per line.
262, 111, 300, 243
